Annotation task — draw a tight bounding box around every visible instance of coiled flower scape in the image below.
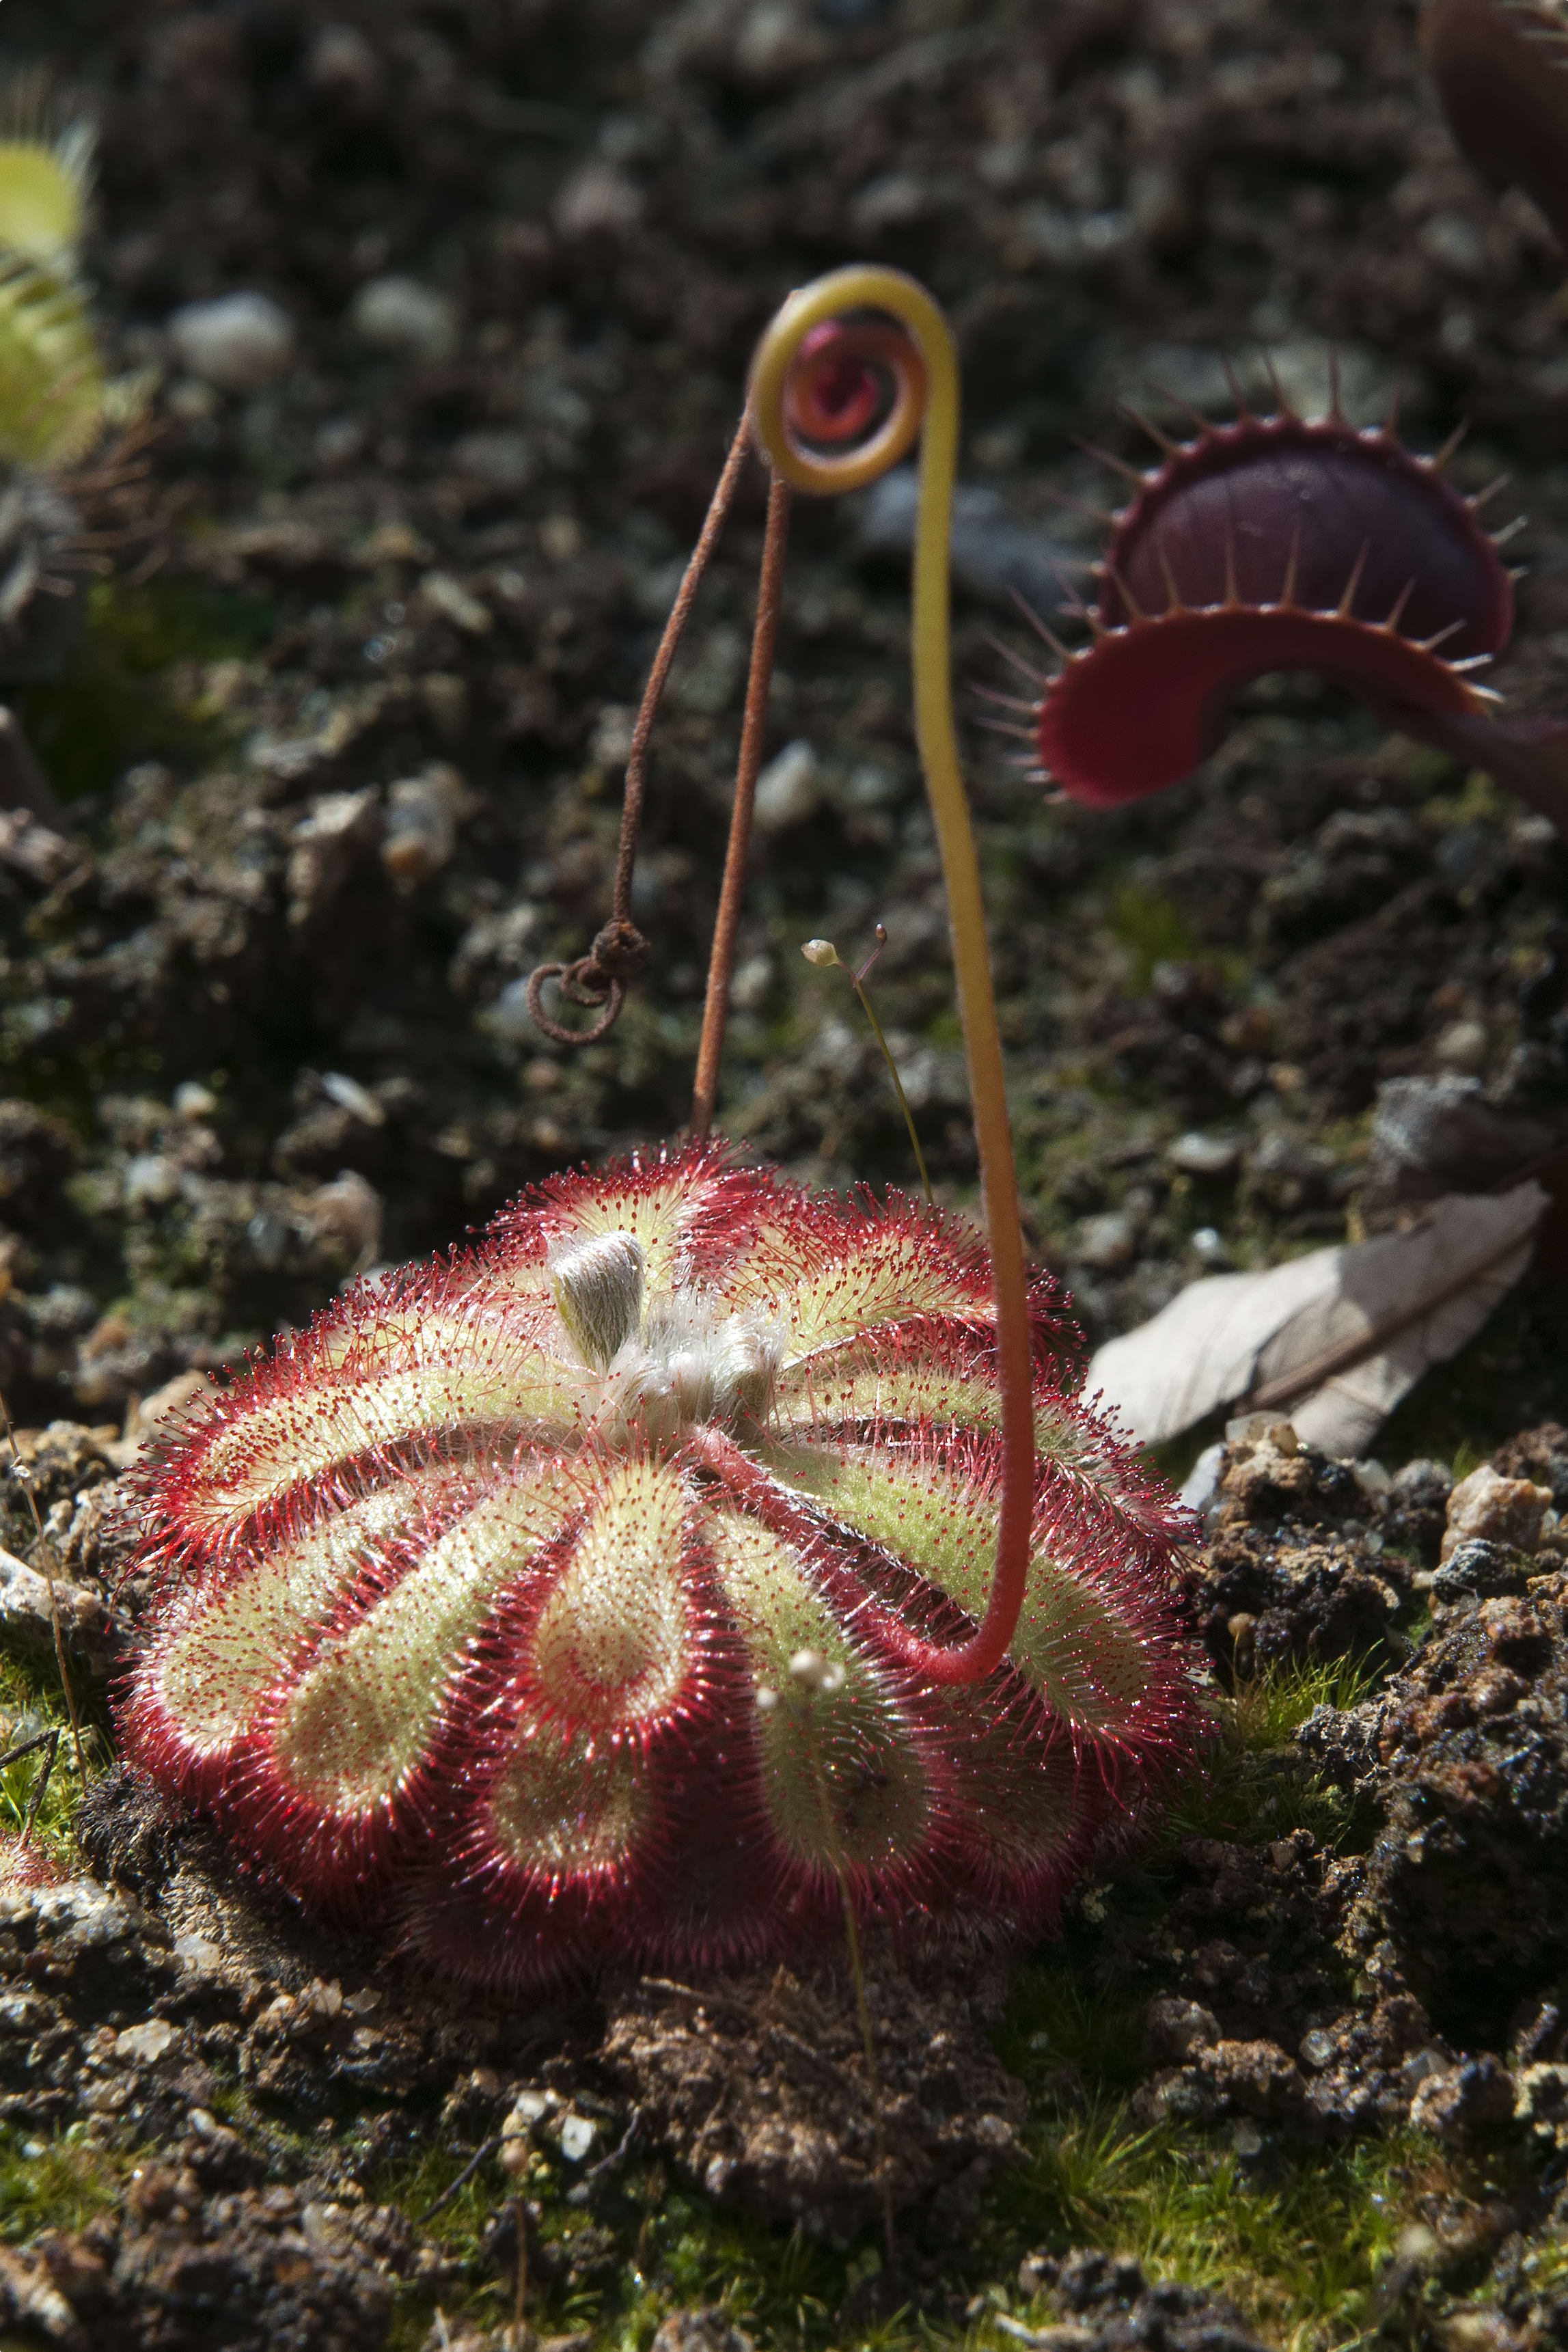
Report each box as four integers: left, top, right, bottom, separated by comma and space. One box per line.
120, 1145, 1194, 1989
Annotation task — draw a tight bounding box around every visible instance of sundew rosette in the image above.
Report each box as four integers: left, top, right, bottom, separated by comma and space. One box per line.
118, 1145, 1196, 1991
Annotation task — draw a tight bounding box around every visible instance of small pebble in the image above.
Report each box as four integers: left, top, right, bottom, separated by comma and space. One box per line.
1429, 1537, 1529, 1605
450, 429, 534, 491
1074, 1209, 1138, 1270
553, 162, 644, 238
730, 955, 773, 1012
350, 274, 456, 362
1441, 1463, 1553, 1561
307, 23, 384, 104
124, 1153, 180, 1211
168, 292, 297, 392
753, 740, 821, 832
305, 1171, 383, 1263
1168, 1131, 1243, 1179
113, 2018, 178, 2066
419, 571, 491, 635
320, 1071, 385, 1127
1433, 1017, 1489, 1074
381, 765, 463, 886
486, 976, 537, 1045
589, 705, 637, 768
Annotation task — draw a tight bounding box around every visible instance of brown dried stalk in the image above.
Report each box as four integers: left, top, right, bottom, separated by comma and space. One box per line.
690, 463, 792, 1137
527, 416, 752, 1046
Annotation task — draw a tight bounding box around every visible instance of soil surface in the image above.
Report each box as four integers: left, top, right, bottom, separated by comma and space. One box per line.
0, 0, 1565, 2345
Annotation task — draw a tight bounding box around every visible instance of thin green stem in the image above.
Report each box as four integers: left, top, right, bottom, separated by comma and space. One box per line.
795, 1676, 898, 2275
836, 1870, 897, 2275
847, 973, 933, 1207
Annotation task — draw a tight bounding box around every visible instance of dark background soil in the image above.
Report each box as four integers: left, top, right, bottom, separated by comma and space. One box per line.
0, 2, 1567, 2347
0, 0, 1562, 1439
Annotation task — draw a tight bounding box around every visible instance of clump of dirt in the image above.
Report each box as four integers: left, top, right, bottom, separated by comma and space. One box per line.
3, 1732, 1041, 2341
1190, 1426, 1425, 1678
12, 2176, 411, 2352
1347, 1573, 1568, 2046
1013, 2250, 1274, 2352
601, 1959, 1023, 2236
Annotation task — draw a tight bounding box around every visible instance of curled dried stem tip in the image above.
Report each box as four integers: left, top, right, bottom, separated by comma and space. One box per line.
525, 914, 650, 1049
525, 413, 753, 1048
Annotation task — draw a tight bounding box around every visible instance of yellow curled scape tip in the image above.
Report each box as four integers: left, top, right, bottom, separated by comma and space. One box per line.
746, 264, 1034, 1691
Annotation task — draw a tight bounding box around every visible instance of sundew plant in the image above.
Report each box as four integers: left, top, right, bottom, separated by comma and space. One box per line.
117, 267, 1201, 1990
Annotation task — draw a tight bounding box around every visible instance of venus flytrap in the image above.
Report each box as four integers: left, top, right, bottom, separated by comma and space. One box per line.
985, 353, 1568, 837
117, 266, 1200, 1990
0, 83, 105, 469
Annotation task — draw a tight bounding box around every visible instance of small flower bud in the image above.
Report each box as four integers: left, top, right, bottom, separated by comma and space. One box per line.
801, 939, 840, 968
786, 1648, 848, 1695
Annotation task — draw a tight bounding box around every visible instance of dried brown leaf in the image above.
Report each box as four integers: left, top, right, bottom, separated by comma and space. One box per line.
1087, 1183, 1548, 1455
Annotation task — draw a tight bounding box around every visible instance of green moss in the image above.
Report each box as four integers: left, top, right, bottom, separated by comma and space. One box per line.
1420, 769, 1511, 832
1107, 884, 1204, 991
366, 2138, 505, 2265
0, 1645, 104, 1871
0, 2122, 125, 2243
372, 2137, 615, 2350
1229, 1656, 1380, 1753
20, 577, 275, 802
999, 2106, 1419, 2346
995, 1967, 1149, 2095
1160, 1660, 1382, 1852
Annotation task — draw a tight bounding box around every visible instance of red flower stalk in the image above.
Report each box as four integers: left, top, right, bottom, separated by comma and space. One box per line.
1421, 0, 1568, 251
118, 1145, 1194, 1991
1006, 382, 1568, 835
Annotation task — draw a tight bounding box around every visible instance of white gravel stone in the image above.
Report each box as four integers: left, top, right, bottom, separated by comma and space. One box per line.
350, 273, 456, 361
1168, 1130, 1243, 1178
168, 292, 297, 392
1074, 1209, 1139, 1270
753, 739, 820, 832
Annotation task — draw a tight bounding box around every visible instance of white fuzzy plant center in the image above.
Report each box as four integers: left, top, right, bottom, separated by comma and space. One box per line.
548, 1226, 784, 1443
